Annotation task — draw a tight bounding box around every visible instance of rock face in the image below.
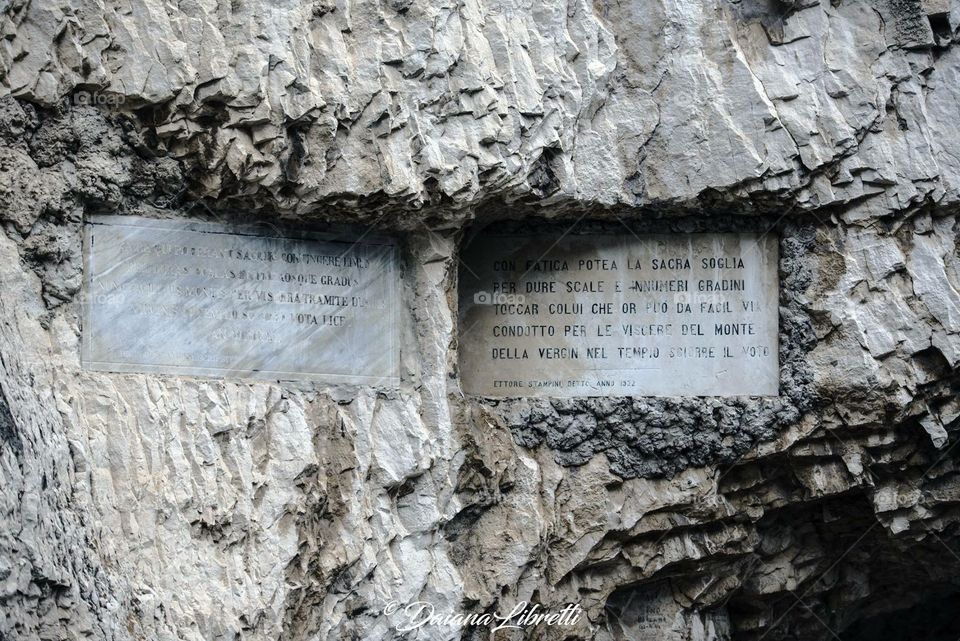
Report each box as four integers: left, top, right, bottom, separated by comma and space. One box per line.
1, 0, 960, 639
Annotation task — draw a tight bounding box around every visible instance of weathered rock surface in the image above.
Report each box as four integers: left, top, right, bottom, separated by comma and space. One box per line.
1, 0, 959, 639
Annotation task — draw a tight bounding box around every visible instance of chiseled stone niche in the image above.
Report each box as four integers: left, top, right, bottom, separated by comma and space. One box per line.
81, 215, 400, 385
459, 230, 779, 397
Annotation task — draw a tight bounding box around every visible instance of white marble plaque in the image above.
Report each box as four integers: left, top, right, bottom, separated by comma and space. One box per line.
459, 232, 779, 397
82, 216, 399, 385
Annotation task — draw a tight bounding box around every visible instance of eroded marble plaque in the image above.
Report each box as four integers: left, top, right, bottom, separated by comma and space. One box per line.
459, 232, 779, 397
82, 216, 399, 384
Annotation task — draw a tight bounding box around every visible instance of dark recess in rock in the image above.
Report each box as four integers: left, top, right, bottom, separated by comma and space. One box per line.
0, 385, 22, 454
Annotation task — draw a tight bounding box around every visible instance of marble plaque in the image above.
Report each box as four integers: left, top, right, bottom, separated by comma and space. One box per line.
459, 232, 779, 397
82, 215, 399, 385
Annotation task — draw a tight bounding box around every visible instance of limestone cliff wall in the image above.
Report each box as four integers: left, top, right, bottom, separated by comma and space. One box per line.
1, 0, 959, 639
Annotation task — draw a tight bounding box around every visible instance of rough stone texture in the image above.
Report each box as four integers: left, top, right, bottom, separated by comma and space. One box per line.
484, 217, 817, 479
1, 1, 960, 640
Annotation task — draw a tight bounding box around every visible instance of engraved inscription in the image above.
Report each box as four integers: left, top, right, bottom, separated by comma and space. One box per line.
459, 233, 778, 397
82, 216, 399, 384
